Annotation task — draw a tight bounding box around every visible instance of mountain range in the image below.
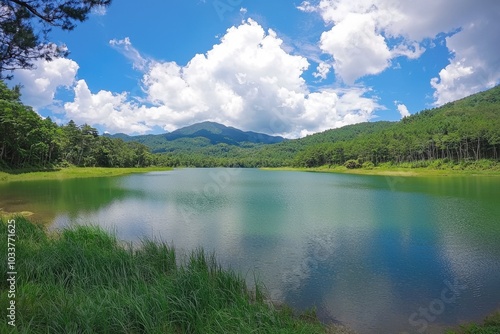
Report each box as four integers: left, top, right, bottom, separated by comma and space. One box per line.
105, 121, 285, 153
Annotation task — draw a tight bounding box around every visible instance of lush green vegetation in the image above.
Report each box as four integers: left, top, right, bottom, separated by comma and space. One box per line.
108, 121, 285, 153
0, 217, 342, 333
0, 81, 157, 169
262, 159, 500, 176
0, 166, 172, 183
446, 311, 500, 334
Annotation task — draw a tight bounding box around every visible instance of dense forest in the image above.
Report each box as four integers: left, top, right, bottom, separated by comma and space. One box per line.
0, 81, 156, 169
1, 79, 499, 170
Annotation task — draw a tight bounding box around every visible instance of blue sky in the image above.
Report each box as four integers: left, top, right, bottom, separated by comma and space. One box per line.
11, 0, 500, 138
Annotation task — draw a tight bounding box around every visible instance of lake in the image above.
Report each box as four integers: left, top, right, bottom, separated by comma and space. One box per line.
1, 168, 500, 333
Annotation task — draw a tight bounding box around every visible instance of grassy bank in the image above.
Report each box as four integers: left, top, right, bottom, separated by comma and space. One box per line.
0, 166, 173, 183
0, 217, 350, 334
262, 160, 500, 177
446, 311, 500, 334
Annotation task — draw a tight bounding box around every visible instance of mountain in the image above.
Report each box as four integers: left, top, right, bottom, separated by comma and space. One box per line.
166, 121, 284, 144
105, 121, 285, 153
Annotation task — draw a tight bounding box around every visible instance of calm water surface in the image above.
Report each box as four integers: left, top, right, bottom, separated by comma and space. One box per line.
1, 169, 500, 333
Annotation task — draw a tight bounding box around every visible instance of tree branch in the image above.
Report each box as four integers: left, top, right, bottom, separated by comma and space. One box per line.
8, 0, 55, 24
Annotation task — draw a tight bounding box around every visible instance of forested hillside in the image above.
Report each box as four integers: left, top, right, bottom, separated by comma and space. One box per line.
288, 85, 500, 167
0, 81, 156, 169
106, 121, 285, 153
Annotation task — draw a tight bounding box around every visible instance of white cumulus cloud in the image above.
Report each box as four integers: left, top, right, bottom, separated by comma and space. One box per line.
319, 12, 392, 84
299, 0, 500, 103
64, 80, 157, 134
137, 19, 382, 136
430, 14, 500, 105
395, 103, 410, 118
313, 62, 332, 80
12, 58, 79, 109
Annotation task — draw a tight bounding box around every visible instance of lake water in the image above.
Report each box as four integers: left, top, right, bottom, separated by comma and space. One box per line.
1, 168, 500, 333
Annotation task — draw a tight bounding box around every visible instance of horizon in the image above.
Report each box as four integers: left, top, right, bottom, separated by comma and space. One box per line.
8, 0, 500, 138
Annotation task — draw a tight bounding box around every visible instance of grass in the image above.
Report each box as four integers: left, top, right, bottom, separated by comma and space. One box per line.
262, 159, 500, 177
0, 217, 340, 334
0, 166, 173, 183
446, 311, 500, 334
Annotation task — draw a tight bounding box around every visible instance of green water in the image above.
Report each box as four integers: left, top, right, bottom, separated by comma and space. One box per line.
1, 168, 499, 333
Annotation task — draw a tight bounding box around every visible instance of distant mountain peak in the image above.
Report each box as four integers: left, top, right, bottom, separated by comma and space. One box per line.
167, 121, 284, 145
104, 121, 285, 153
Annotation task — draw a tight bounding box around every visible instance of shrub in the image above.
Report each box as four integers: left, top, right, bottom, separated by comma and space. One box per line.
362, 161, 375, 169
344, 159, 361, 169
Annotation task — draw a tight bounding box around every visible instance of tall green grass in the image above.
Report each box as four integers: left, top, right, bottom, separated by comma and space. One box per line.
1, 217, 329, 333
0, 166, 173, 183
445, 311, 500, 334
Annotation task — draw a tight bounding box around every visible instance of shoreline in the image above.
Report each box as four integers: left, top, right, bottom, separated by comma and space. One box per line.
2, 165, 500, 183
0, 217, 340, 333
260, 166, 500, 177
0, 166, 173, 183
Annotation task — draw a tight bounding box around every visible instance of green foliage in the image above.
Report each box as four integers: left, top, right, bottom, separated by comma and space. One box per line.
0, 80, 157, 169
106, 121, 284, 156
344, 159, 361, 169
2, 80, 500, 170
362, 161, 375, 169
0, 217, 328, 333
132, 84, 499, 168
446, 311, 500, 334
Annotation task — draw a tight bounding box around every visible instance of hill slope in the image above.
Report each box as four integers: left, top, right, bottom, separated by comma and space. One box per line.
287, 85, 500, 167
106, 121, 285, 153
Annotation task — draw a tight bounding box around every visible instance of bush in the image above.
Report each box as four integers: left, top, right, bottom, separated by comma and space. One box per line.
362, 161, 375, 169
344, 159, 361, 169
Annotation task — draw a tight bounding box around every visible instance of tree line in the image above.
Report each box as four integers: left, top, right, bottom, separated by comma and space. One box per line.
0, 81, 156, 169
